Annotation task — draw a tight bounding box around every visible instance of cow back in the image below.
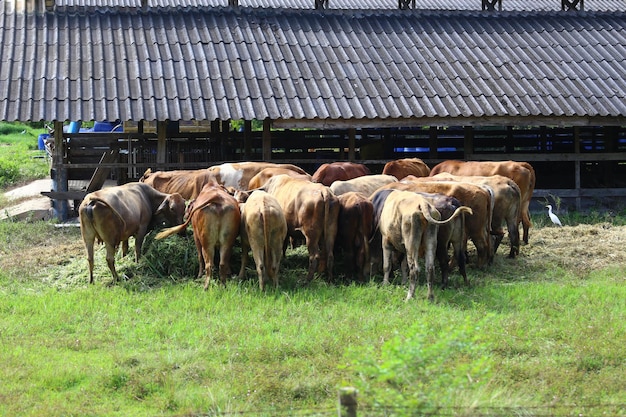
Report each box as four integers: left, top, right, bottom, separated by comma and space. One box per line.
312, 162, 371, 186
382, 158, 431, 180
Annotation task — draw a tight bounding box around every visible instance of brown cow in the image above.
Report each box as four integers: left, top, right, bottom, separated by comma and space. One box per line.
430, 173, 522, 258
79, 182, 186, 284
335, 192, 374, 282
329, 174, 398, 197
429, 160, 536, 244
208, 162, 308, 191
382, 158, 431, 180
139, 168, 219, 200
237, 190, 288, 291
388, 178, 495, 268
156, 183, 240, 289
377, 190, 471, 301
312, 161, 371, 186
261, 175, 340, 282
248, 167, 312, 190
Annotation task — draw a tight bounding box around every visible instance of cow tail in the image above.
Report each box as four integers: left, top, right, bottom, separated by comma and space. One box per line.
421, 203, 473, 225
88, 197, 127, 231
261, 202, 271, 269
155, 198, 212, 240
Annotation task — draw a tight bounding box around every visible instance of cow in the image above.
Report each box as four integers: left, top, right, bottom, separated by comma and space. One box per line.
312, 161, 371, 186
386, 178, 495, 268
208, 162, 308, 191
78, 182, 186, 284
430, 173, 522, 258
248, 167, 312, 190
139, 168, 219, 200
382, 157, 431, 180
335, 192, 375, 282
156, 183, 240, 289
261, 175, 340, 282
236, 190, 288, 291
371, 186, 471, 287
429, 160, 536, 244
376, 189, 471, 301
329, 174, 398, 197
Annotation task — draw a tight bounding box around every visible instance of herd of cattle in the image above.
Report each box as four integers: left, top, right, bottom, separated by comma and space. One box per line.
77, 158, 536, 300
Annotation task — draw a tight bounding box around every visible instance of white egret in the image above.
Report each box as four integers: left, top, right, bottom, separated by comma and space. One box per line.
546, 204, 562, 227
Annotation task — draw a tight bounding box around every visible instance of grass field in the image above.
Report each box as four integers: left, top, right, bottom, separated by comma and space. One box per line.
1, 123, 625, 416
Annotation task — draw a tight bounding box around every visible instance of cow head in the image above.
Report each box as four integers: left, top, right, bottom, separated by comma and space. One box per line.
154, 192, 186, 227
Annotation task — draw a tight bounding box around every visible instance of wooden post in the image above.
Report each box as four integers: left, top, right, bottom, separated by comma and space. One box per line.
429, 126, 438, 160
348, 128, 356, 161
262, 118, 272, 161
464, 126, 474, 159
573, 126, 581, 211
338, 387, 358, 417
244, 120, 252, 160
52, 120, 69, 221
156, 121, 168, 166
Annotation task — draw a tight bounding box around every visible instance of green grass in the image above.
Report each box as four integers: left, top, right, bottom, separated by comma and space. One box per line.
0, 222, 625, 416
0, 122, 49, 190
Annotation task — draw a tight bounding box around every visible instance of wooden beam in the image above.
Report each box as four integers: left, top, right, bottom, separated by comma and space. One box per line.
348, 128, 356, 161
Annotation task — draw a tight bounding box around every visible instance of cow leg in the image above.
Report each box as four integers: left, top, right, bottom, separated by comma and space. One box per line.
521, 203, 531, 244
121, 239, 129, 257
81, 228, 97, 284
238, 239, 249, 280
507, 218, 520, 258
218, 245, 233, 285
305, 234, 321, 282
202, 244, 215, 289
105, 243, 120, 285
423, 224, 439, 301
381, 238, 394, 285
436, 241, 449, 289
405, 254, 419, 301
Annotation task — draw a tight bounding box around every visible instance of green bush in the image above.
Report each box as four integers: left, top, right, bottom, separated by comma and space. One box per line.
0, 157, 20, 187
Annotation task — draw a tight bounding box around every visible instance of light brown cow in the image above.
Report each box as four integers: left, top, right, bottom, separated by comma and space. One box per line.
79, 182, 186, 284
372, 186, 471, 287
382, 157, 431, 180
389, 178, 495, 268
261, 175, 340, 282
329, 174, 398, 197
312, 161, 371, 186
156, 183, 240, 289
208, 162, 308, 191
139, 168, 218, 200
377, 190, 471, 301
429, 160, 536, 244
248, 167, 312, 190
335, 192, 374, 282
237, 190, 288, 291
430, 173, 522, 258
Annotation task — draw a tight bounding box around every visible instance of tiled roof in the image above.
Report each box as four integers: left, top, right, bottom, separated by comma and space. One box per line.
1, 5, 625, 125
50, 0, 626, 12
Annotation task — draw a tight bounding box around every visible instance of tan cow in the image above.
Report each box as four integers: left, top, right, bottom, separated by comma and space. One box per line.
382, 157, 431, 180
208, 162, 308, 191
429, 160, 536, 244
261, 175, 340, 282
312, 161, 371, 186
329, 174, 398, 197
430, 173, 522, 258
79, 182, 186, 284
237, 190, 288, 291
335, 192, 374, 282
248, 167, 312, 190
156, 183, 240, 289
140, 168, 218, 200
388, 178, 495, 268
377, 190, 471, 301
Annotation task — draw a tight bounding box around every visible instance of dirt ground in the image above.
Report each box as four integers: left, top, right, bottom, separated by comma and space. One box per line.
1, 179, 54, 221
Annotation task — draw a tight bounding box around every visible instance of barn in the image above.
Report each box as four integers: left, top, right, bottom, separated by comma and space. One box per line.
1, 0, 626, 219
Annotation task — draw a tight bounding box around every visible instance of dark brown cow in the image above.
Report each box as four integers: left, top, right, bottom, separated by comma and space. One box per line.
429, 160, 536, 244
79, 182, 186, 284
248, 167, 312, 190
382, 158, 431, 180
156, 183, 240, 289
140, 168, 218, 200
376, 189, 471, 300
430, 173, 522, 258
329, 174, 397, 197
312, 162, 371, 186
208, 162, 308, 191
261, 175, 340, 282
335, 192, 374, 282
387, 178, 495, 267
237, 190, 288, 291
